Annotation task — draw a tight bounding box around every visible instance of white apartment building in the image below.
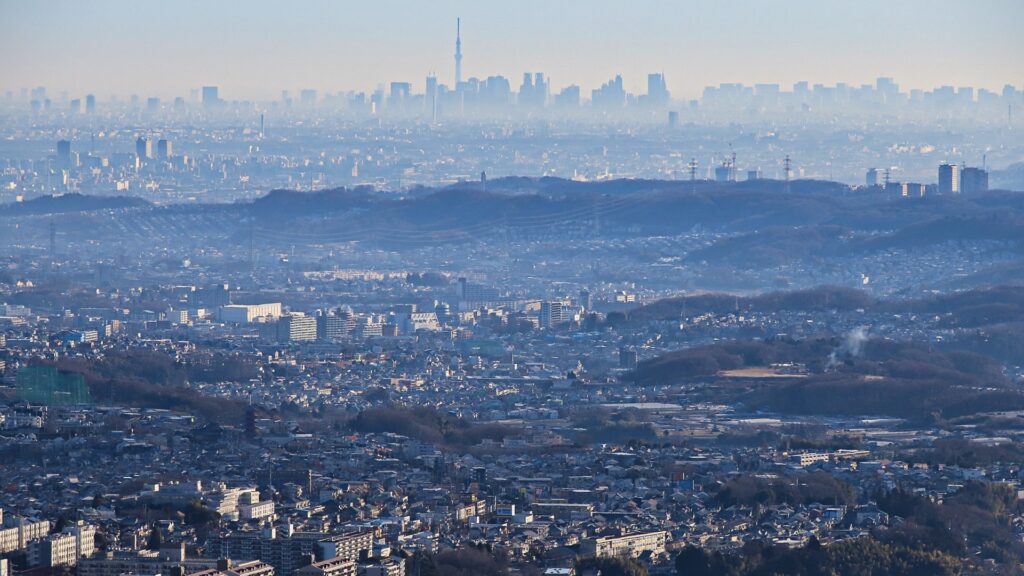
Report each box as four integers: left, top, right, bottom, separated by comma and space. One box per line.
579, 530, 668, 559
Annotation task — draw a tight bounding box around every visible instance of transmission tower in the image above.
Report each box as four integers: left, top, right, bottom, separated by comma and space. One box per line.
783, 155, 792, 193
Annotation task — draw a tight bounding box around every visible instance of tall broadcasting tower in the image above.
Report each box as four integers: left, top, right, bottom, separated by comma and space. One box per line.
454, 18, 462, 85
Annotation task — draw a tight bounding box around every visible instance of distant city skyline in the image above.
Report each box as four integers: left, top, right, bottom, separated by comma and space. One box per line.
2, 0, 1022, 100
7, 73, 1019, 109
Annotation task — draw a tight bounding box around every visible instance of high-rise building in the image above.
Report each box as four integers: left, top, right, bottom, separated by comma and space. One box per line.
960, 166, 989, 193
876, 77, 899, 103
539, 301, 567, 329
202, 86, 220, 108
518, 73, 548, 108
355, 315, 384, 338
646, 73, 670, 106
457, 277, 500, 302
0, 516, 51, 554
26, 522, 96, 568
533, 73, 548, 106
317, 310, 355, 340
938, 163, 959, 194
300, 89, 317, 106
388, 83, 411, 110
425, 74, 438, 122
85, 94, 96, 113
479, 75, 512, 108
516, 72, 548, 108
865, 167, 881, 187
157, 139, 172, 160
57, 140, 72, 169
901, 182, 926, 198
217, 530, 371, 576
554, 85, 581, 108
592, 75, 626, 108
135, 137, 152, 160
275, 314, 317, 343
578, 289, 592, 311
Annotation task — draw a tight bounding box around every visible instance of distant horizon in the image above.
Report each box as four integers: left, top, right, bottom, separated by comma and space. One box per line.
5, 73, 1018, 105
3, 0, 1022, 100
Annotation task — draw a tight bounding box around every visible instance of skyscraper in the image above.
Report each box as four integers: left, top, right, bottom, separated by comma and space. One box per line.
876, 77, 899, 103
56, 140, 71, 169
157, 139, 172, 160
938, 163, 959, 194
592, 75, 626, 108
454, 18, 463, 85
518, 72, 548, 108
425, 74, 438, 122
646, 73, 669, 106
865, 167, 881, 187
554, 85, 581, 108
135, 137, 152, 160
85, 94, 95, 114
202, 86, 220, 108
389, 82, 411, 110
960, 167, 988, 193
479, 75, 512, 108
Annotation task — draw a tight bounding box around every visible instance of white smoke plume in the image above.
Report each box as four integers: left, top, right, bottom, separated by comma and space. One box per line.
826, 325, 870, 370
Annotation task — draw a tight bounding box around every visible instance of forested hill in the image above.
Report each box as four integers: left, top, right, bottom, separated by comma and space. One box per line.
0, 193, 150, 216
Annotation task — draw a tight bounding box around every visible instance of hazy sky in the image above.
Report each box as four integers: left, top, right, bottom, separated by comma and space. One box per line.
2, 0, 1022, 100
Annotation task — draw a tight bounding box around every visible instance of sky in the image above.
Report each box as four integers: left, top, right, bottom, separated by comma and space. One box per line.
1, 0, 1022, 101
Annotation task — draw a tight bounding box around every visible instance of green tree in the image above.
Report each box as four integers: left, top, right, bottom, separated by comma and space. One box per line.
675, 546, 713, 576
182, 501, 220, 526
